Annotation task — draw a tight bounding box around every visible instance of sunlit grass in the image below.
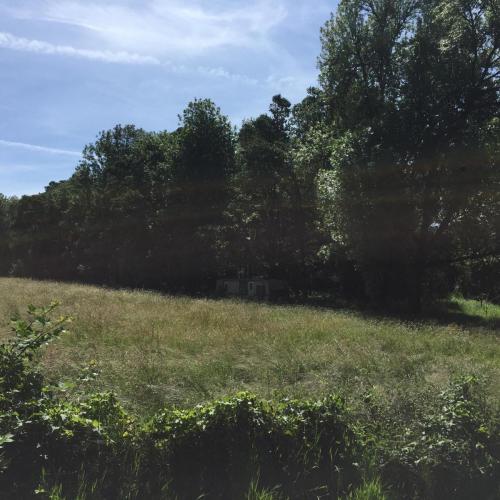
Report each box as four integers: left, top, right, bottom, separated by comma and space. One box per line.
0, 278, 498, 419
448, 294, 500, 321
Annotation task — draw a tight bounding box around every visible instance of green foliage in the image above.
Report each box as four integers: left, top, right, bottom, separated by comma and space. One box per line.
227, 96, 300, 282
0, 302, 69, 446
383, 376, 500, 499
169, 99, 236, 290
0, 3, 498, 495
142, 393, 358, 498
0, 194, 14, 275
318, 0, 500, 309
343, 479, 387, 500
0, 303, 360, 498
1, 1, 498, 306
175, 98, 235, 186
0, 304, 136, 498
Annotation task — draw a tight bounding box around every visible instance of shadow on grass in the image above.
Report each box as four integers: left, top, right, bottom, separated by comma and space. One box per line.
421, 300, 500, 331
3, 275, 499, 331
287, 293, 500, 331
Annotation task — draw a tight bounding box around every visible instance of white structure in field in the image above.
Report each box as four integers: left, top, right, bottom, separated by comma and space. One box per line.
216, 278, 288, 300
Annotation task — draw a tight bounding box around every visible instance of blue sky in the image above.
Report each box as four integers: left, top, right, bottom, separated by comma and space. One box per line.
0, 0, 337, 196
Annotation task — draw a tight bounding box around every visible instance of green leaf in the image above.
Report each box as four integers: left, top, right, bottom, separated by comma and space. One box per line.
0, 433, 14, 447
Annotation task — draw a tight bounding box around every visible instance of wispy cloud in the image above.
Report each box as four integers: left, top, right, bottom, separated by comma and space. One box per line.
9, 0, 288, 55
177, 64, 259, 86
0, 1, 314, 91
0, 32, 160, 65
0, 139, 81, 157
0, 31, 261, 85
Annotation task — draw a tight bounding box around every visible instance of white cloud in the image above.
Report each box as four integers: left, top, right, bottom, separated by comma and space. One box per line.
0, 31, 160, 65
0, 31, 262, 85
0, 1, 313, 91
193, 66, 258, 85
0, 139, 81, 157
11, 0, 288, 55
265, 73, 318, 102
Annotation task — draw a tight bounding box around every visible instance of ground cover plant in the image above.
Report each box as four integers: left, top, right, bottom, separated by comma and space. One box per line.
0, 278, 499, 498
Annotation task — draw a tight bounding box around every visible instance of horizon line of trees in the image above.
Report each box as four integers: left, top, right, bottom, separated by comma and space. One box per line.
1, 0, 499, 311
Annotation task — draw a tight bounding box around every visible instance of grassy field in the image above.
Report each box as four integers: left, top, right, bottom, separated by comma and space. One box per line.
0, 277, 498, 420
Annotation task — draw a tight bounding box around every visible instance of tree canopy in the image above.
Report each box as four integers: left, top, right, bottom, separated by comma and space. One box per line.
1, 0, 499, 309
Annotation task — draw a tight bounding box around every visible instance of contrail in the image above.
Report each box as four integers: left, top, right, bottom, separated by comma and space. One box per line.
0, 139, 81, 157
0, 31, 160, 65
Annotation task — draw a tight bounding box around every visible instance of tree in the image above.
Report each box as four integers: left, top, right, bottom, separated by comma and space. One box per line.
291, 89, 344, 293
168, 99, 235, 290
70, 125, 155, 286
5, 101, 236, 293
0, 195, 14, 275
318, 0, 500, 309
225, 96, 307, 283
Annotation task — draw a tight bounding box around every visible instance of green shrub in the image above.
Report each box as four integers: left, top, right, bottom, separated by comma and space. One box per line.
0, 303, 67, 431
143, 393, 359, 498
383, 376, 500, 499
0, 304, 136, 498
0, 303, 71, 495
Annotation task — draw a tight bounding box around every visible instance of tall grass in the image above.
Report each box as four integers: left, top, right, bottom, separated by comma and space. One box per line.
0, 278, 498, 498
0, 277, 498, 420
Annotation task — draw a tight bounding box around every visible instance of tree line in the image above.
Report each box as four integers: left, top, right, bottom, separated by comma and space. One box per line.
1, 0, 499, 310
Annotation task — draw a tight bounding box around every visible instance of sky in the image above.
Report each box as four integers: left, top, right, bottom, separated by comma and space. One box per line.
0, 0, 337, 197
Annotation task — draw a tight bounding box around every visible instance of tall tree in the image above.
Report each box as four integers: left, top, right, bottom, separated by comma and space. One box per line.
225, 96, 304, 282
72, 125, 154, 286
169, 99, 235, 290
318, 0, 500, 309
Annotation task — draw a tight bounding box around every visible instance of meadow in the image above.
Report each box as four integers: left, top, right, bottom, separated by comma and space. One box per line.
1, 277, 499, 498
1, 277, 498, 420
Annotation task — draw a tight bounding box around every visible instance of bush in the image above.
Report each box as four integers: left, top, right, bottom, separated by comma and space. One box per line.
0, 304, 136, 498
383, 376, 500, 499
143, 393, 359, 498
